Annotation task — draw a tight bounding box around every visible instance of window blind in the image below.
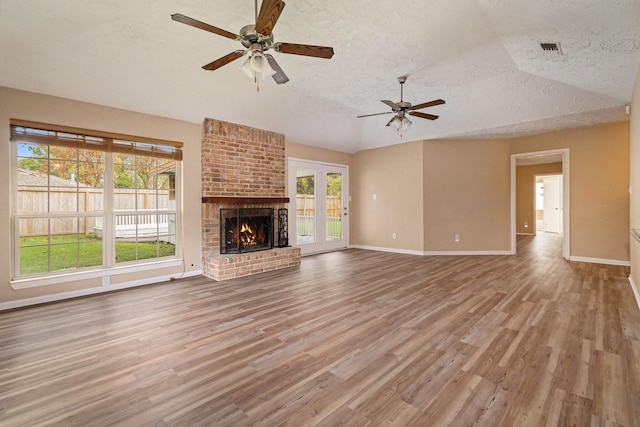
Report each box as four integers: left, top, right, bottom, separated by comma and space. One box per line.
10, 119, 183, 161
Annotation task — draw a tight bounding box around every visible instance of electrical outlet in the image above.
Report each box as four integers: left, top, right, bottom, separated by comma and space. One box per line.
454, 234, 460, 242
392, 232, 397, 239
372, 194, 377, 200
102, 276, 110, 286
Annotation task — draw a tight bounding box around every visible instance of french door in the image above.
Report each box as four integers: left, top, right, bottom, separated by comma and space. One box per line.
288, 159, 348, 255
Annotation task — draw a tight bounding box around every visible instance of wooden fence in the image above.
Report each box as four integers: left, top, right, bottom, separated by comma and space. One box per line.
17, 188, 170, 236
296, 195, 341, 218
296, 195, 342, 238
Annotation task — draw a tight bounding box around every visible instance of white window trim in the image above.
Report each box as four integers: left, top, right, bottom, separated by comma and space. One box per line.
11, 137, 183, 286
10, 258, 184, 289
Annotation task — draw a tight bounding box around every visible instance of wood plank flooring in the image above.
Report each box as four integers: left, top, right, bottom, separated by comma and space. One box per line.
0, 233, 639, 426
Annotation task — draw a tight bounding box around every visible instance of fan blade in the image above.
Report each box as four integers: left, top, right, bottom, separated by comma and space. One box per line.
265, 54, 289, 84
255, 0, 286, 36
409, 99, 445, 111
275, 42, 334, 59
171, 14, 238, 40
357, 111, 394, 118
409, 111, 439, 120
202, 50, 245, 71
381, 100, 400, 110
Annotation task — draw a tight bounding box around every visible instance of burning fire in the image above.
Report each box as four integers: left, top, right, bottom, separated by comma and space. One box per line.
240, 222, 256, 245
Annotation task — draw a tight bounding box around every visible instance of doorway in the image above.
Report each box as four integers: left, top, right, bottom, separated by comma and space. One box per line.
537, 174, 563, 234
510, 149, 570, 259
288, 159, 349, 255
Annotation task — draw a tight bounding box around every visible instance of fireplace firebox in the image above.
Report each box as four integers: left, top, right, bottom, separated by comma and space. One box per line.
220, 208, 274, 254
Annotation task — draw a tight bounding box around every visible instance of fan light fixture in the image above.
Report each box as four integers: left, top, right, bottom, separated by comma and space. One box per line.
240, 50, 276, 90
390, 116, 412, 132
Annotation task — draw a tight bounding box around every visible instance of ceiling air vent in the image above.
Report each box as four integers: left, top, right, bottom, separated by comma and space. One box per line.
540, 42, 562, 54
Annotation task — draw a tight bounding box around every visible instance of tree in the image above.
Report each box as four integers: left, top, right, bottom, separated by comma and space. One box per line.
296, 175, 314, 195
18, 144, 104, 188
326, 173, 342, 196
114, 154, 169, 189
17, 144, 47, 172
18, 144, 169, 190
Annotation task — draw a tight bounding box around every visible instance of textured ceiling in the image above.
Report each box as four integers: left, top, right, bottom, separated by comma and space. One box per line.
1, 0, 639, 153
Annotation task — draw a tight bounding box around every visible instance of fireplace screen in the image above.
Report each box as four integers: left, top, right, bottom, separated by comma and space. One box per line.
220, 208, 274, 254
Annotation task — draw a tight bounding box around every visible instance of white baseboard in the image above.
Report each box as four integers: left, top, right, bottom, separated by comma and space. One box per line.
349, 245, 423, 256
628, 276, 640, 312
569, 256, 630, 267
343, 245, 630, 266
349, 245, 512, 257
0, 270, 203, 312
423, 250, 513, 256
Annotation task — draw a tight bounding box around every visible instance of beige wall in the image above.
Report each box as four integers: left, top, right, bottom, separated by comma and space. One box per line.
511, 122, 630, 261
286, 141, 352, 167
0, 87, 202, 303
351, 141, 424, 251
630, 68, 640, 292
350, 125, 627, 259
423, 139, 511, 252
516, 163, 562, 235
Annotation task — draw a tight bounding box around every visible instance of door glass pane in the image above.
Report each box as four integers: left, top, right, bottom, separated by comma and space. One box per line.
296, 168, 316, 244
326, 172, 342, 240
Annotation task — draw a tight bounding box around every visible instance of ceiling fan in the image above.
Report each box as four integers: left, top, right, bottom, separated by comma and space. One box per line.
357, 76, 445, 134
171, 0, 334, 90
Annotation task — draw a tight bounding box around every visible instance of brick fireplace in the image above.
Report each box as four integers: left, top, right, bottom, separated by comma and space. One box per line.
201, 118, 301, 280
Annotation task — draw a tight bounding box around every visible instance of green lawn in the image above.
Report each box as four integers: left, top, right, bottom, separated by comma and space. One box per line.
20, 233, 175, 275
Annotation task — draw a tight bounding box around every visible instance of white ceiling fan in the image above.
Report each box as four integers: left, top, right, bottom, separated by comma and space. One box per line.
358, 76, 445, 135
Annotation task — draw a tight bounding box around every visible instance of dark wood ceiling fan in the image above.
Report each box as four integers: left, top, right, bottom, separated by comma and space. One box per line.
171, 0, 334, 86
357, 76, 445, 132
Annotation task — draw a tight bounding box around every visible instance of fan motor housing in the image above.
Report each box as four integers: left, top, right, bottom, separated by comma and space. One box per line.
239, 24, 274, 49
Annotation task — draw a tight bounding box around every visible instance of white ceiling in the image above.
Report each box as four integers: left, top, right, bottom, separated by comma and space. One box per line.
1, 0, 639, 153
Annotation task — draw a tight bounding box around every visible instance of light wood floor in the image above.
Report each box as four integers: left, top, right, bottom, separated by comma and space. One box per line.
1, 234, 639, 426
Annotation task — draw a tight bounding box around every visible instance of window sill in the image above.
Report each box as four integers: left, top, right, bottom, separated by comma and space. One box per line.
10, 258, 184, 290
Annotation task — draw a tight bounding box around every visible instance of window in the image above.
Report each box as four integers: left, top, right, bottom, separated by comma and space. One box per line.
11, 120, 182, 280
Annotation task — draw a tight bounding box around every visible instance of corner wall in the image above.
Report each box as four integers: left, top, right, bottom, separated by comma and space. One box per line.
348, 138, 512, 254
629, 68, 640, 296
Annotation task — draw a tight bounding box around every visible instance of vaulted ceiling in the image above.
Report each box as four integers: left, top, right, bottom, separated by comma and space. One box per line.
1, 0, 639, 153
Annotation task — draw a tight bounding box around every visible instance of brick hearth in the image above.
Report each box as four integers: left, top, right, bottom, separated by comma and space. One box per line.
201, 118, 301, 280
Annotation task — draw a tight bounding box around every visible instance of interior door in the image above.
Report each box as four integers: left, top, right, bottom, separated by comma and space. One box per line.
543, 176, 562, 233
288, 159, 348, 255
